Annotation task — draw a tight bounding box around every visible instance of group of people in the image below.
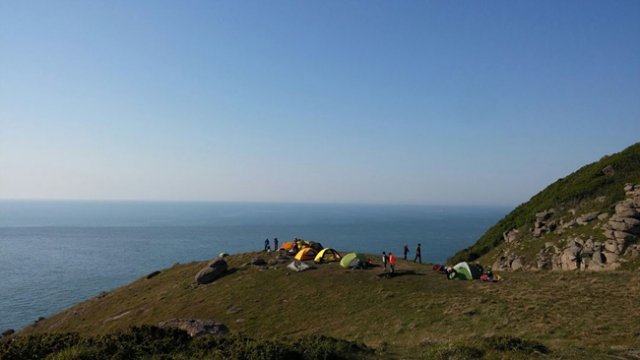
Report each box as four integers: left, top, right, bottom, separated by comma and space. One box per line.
402, 243, 422, 263
381, 243, 423, 275
263, 238, 279, 252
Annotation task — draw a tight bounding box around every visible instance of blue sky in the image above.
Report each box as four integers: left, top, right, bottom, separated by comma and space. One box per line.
1, 1, 639, 205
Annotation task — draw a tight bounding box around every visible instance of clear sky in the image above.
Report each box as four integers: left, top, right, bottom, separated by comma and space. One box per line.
1, 1, 639, 206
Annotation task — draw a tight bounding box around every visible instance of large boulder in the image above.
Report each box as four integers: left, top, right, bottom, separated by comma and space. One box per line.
510, 257, 524, 271
604, 240, 619, 254
503, 229, 520, 243
576, 212, 600, 226
251, 257, 267, 266
615, 200, 639, 218
196, 258, 228, 285
159, 319, 229, 337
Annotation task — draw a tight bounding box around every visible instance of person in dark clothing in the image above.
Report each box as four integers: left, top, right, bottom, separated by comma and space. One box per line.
403, 244, 409, 260
264, 238, 270, 251
414, 243, 422, 263
273, 238, 279, 251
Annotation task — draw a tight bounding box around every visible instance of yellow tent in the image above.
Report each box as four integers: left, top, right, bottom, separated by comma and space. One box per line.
314, 248, 342, 263
294, 247, 318, 261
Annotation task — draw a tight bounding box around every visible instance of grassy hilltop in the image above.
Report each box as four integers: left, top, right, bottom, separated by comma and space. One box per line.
3, 143, 640, 359
450, 142, 640, 269
5, 252, 640, 359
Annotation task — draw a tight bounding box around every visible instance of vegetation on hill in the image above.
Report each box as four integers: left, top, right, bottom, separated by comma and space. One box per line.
7, 252, 640, 359
450, 142, 640, 265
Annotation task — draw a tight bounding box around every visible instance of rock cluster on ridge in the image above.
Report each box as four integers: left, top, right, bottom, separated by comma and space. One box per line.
492, 184, 640, 271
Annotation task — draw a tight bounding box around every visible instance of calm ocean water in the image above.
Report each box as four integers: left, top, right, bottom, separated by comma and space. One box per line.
0, 200, 508, 331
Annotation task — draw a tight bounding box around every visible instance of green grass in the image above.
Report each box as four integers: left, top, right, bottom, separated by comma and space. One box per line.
10, 252, 640, 359
451, 142, 640, 265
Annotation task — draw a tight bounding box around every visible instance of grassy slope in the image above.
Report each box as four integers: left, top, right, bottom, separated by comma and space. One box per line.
450, 142, 640, 265
21, 252, 640, 359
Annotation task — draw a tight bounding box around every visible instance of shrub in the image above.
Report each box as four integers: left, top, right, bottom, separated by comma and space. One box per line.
483, 335, 549, 354
421, 343, 484, 360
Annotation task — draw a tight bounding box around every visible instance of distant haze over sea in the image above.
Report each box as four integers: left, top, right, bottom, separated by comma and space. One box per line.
0, 200, 507, 331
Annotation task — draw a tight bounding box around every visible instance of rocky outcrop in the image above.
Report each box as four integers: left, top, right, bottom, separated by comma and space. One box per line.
601, 184, 640, 259
159, 319, 229, 337
503, 229, 519, 243
195, 257, 228, 285
532, 209, 556, 237
492, 250, 526, 271
494, 184, 640, 271
576, 211, 600, 226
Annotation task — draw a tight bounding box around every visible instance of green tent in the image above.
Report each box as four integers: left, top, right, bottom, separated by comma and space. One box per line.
339, 252, 367, 268
449, 262, 483, 280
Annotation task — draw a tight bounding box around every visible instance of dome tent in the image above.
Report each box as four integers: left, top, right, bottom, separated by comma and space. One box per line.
339, 253, 367, 268
449, 262, 483, 280
314, 248, 342, 264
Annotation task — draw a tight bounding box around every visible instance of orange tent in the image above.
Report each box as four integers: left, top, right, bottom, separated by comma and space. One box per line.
279, 242, 296, 251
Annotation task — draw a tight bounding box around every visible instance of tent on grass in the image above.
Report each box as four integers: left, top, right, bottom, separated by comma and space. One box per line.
314, 248, 342, 264
449, 262, 483, 280
339, 252, 368, 268
287, 261, 311, 272
279, 242, 297, 252
294, 247, 319, 261
295, 239, 324, 252
308, 241, 324, 252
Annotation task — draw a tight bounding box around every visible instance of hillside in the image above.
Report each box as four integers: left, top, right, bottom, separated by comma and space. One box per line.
450, 142, 640, 271
5, 252, 640, 359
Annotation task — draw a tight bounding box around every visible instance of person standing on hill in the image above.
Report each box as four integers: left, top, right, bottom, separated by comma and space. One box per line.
403, 244, 409, 260
414, 243, 422, 263
381, 251, 388, 272
264, 238, 270, 252
389, 252, 396, 274
274, 238, 279, 251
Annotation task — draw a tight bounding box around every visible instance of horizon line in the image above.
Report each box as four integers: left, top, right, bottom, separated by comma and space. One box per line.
0, 197, 516, 208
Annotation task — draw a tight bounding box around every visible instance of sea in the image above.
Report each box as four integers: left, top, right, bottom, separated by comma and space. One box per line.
0, 200, 508, 332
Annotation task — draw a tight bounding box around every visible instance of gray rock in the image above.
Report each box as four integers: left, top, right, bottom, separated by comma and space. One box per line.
536, 210, 554, 221
503, 229, 519, 243
251, 257, 267, 266
560, 247, 581, 270
510, 257, 523, 270
146, 270, 161, 279
622, 216, 640, 225
603, 252, 619, 265
615, 201, 639, 218
577, 212, 600, 225
597, 213, 610, 221
592, 251, 605, 265
562, 219, 576, 229
601, 165, 615, 176
159, 319, 229, 337
206, 257, 226, 268
604, 240, 619, 254
609, 220, 630, 232
196, 258, 228, 285
614, 231, 637, 243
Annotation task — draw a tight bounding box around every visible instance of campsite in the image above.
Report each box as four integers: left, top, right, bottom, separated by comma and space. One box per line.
15, 247, 640, 359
